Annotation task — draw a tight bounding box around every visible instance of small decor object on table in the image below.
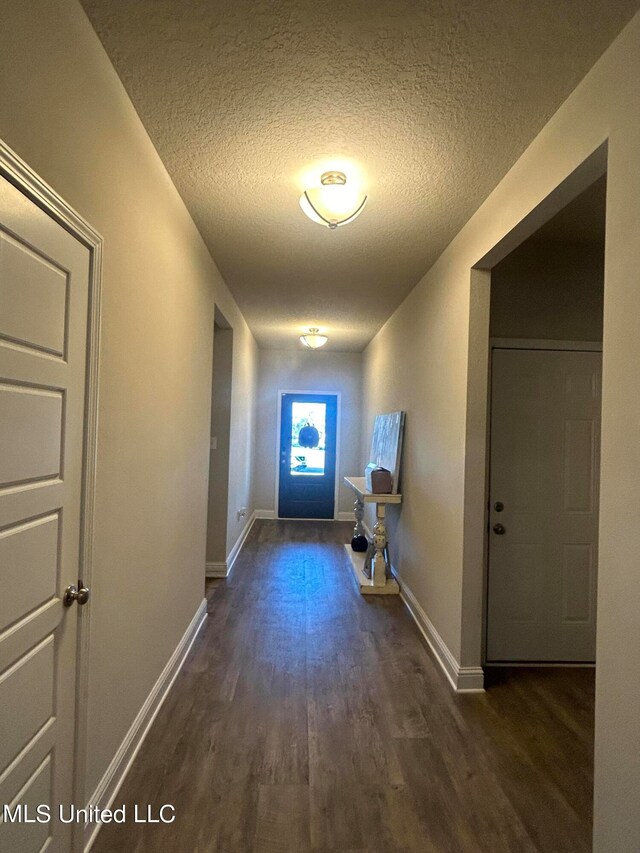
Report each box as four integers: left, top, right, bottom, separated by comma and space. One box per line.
364, 463, 393, 494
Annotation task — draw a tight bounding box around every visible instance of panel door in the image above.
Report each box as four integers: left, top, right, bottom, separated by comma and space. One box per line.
278, 394, 337, 519
487, 348, 601, 662
0, 173, 90, 851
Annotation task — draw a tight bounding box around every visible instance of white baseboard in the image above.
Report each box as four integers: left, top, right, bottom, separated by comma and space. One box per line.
254, 509, 275, 519
84, 598, 208, 851
205, 561, 228, 578
206, 510, 257, 578
256, 510, 352, 521
455, 666, 486, 691
225, 510, 256, 574
484, 661, 595, 668
394, 571, 485, 693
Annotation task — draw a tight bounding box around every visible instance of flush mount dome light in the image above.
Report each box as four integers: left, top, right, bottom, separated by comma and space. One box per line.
300, 328, 328, 349
299, 171, 367, 229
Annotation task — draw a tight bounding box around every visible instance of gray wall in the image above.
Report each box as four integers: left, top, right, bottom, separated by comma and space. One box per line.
491, 240, 604, 340
254, 350, 363, 516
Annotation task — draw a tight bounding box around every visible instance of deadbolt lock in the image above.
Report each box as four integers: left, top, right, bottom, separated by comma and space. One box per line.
63, 581, 90, 607
494, 501, 504, 512
493, 523, 506, 535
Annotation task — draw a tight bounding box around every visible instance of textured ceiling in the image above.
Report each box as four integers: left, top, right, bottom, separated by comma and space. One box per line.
81, 0, 638, 350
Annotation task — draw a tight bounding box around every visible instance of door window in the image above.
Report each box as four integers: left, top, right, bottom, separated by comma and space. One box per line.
290, 401, 327, 476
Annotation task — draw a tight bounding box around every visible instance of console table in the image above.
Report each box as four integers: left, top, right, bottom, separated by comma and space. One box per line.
343, 476, 401, 595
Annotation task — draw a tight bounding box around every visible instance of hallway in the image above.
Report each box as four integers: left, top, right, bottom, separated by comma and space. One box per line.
92, 521, 594, 852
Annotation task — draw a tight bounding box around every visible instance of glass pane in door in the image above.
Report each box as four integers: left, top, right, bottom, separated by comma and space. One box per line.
290, 401, 326, 476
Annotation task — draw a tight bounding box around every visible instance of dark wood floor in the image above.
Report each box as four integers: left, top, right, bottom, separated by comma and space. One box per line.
92, 520, 594, 852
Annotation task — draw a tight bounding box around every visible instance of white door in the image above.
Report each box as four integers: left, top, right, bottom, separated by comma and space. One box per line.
487, 347, 601, 662
0, 174, 90, 851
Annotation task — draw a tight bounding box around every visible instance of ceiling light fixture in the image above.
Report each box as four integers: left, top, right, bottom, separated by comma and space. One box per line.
299, 171, 367, 229
300, 328, 328, 349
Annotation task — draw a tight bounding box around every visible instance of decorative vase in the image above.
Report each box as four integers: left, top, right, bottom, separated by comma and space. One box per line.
351, 534, 368, 552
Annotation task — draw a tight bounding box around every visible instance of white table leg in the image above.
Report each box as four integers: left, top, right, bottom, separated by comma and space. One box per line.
372, 503, 388, 586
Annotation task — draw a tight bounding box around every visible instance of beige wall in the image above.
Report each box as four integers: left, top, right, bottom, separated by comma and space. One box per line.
254, 350, 362, 516
363, 13, 640, 850
226, 319, 258, 549
0, 0, 257, 799
2, 0, 639, 847
490, 240, 604, 340
206, 325, 233, 564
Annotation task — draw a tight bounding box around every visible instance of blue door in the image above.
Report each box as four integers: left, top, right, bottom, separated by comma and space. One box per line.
278, 393, 338, 519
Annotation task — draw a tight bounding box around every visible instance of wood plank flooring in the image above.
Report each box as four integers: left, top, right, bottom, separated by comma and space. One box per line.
92, 520, 594, 852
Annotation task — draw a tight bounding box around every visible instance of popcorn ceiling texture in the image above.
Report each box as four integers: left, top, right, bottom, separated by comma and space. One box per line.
81, 0, 638, 351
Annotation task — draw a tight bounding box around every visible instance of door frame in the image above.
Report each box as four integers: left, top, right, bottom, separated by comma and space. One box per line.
274, 389, 342, 520
0, 139, 103, 847
484, 338, 603, 665
491, 338, 602, 352
205, 310, 234, 576
458, 144, 608, 681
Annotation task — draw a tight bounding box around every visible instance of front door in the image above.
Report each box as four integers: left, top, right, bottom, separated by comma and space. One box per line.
487, 347, 601, 662
278, 393, 337, 519
0, 173, 90, 851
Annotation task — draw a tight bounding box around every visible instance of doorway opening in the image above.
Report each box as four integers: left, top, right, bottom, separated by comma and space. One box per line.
485, 174, 606, 663
206, 308, 233, 577
277, 392, 338, 519
458, 148, 608, 849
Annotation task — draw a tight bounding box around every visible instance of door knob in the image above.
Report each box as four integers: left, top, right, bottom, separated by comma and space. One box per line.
492, 523, 506, 535
64, 581, 90, 607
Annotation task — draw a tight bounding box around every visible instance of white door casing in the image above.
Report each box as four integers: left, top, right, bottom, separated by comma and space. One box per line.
0, 164, 94, 852
487, 347, 602, 662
